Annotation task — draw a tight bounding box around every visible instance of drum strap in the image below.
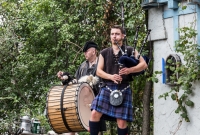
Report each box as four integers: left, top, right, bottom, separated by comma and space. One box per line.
60, 85, 72, 132
91, 57, 99, 76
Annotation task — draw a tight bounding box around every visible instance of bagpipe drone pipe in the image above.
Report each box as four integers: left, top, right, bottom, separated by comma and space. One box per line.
118, 2, 151, 76
117, 29, 151, 76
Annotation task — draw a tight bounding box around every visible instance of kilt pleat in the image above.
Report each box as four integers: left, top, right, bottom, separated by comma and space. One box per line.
91, 84, 133, 122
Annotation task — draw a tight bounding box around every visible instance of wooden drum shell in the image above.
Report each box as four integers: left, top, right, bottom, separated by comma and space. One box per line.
46, 83, 94, 133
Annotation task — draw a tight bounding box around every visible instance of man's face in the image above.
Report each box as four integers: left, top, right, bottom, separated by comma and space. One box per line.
110, 28, 124, 45
84, 47, 95, 61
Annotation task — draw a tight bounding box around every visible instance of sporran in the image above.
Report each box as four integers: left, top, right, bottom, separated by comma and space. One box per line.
109, 90, 123, 106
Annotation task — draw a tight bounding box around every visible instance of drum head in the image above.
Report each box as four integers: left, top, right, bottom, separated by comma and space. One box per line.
77, 83, 95, 130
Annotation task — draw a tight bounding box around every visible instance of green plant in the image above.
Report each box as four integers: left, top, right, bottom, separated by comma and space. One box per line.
159, 26, 200, 122
35, 115, 51, 133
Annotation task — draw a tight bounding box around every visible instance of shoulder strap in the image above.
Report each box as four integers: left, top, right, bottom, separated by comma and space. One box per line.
92, 57, 99, 76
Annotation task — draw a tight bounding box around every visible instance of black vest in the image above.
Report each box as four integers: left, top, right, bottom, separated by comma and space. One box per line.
100, 45, 133, 83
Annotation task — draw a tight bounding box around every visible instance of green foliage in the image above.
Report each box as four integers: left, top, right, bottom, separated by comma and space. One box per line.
148, 71, 161, 83
131, 74, 154, 135
159, 26, 200, 122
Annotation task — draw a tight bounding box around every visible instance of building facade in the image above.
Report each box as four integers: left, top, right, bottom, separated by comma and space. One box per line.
142, 0, 200, 134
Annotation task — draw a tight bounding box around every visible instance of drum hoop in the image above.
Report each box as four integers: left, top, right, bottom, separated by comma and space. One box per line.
76, 82, 94, 130
60, 85, 73, 132
75, 83, 86, 130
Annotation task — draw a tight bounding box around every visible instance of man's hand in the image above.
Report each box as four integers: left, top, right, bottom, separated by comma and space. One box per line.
110, 74, 122, 84
57, 71, 64, 80
119, 67, 131, 75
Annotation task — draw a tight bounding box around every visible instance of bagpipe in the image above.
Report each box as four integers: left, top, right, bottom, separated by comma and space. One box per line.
117, 2, 151, 76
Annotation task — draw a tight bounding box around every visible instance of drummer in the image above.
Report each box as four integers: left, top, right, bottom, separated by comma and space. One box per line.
57, 41, 106, 135
57, 41, 99, 94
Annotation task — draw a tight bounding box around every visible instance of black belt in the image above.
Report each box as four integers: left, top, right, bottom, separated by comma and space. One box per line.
104, 81, 129, 85
99, 81, 130, 88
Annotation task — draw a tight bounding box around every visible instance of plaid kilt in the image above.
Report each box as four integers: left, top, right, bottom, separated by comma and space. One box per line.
91, 83, 133, 122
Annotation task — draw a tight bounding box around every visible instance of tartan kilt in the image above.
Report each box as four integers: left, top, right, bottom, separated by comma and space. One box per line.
91, 83, 134, 122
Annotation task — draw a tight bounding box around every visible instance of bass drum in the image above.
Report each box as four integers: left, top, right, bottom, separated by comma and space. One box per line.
46, 83, 95, 133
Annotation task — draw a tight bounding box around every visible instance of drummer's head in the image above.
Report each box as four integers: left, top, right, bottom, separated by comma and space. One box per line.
83, 41, 98, 62
83, 41, 98, 52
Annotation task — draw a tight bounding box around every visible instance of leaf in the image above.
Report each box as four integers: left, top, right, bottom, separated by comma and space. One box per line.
4, 87, 12, 91
182, 6, 187, 10
181, 113, 188, 118
167, 59, 173, 64
171, 94, 176, 100
170, 66, 175, 71
153, 78, 159, 83
175, 107, 180, 113
180, 94, 187, 100
185, 100, 194, 107
158, 95, 163, 99
155, 71, 162, 74
185, 89, 192, 94
192, 74, 197, 79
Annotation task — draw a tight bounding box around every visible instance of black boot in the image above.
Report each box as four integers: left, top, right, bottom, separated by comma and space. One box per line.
117, 126, 128, 135
89, 121, 100, 135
